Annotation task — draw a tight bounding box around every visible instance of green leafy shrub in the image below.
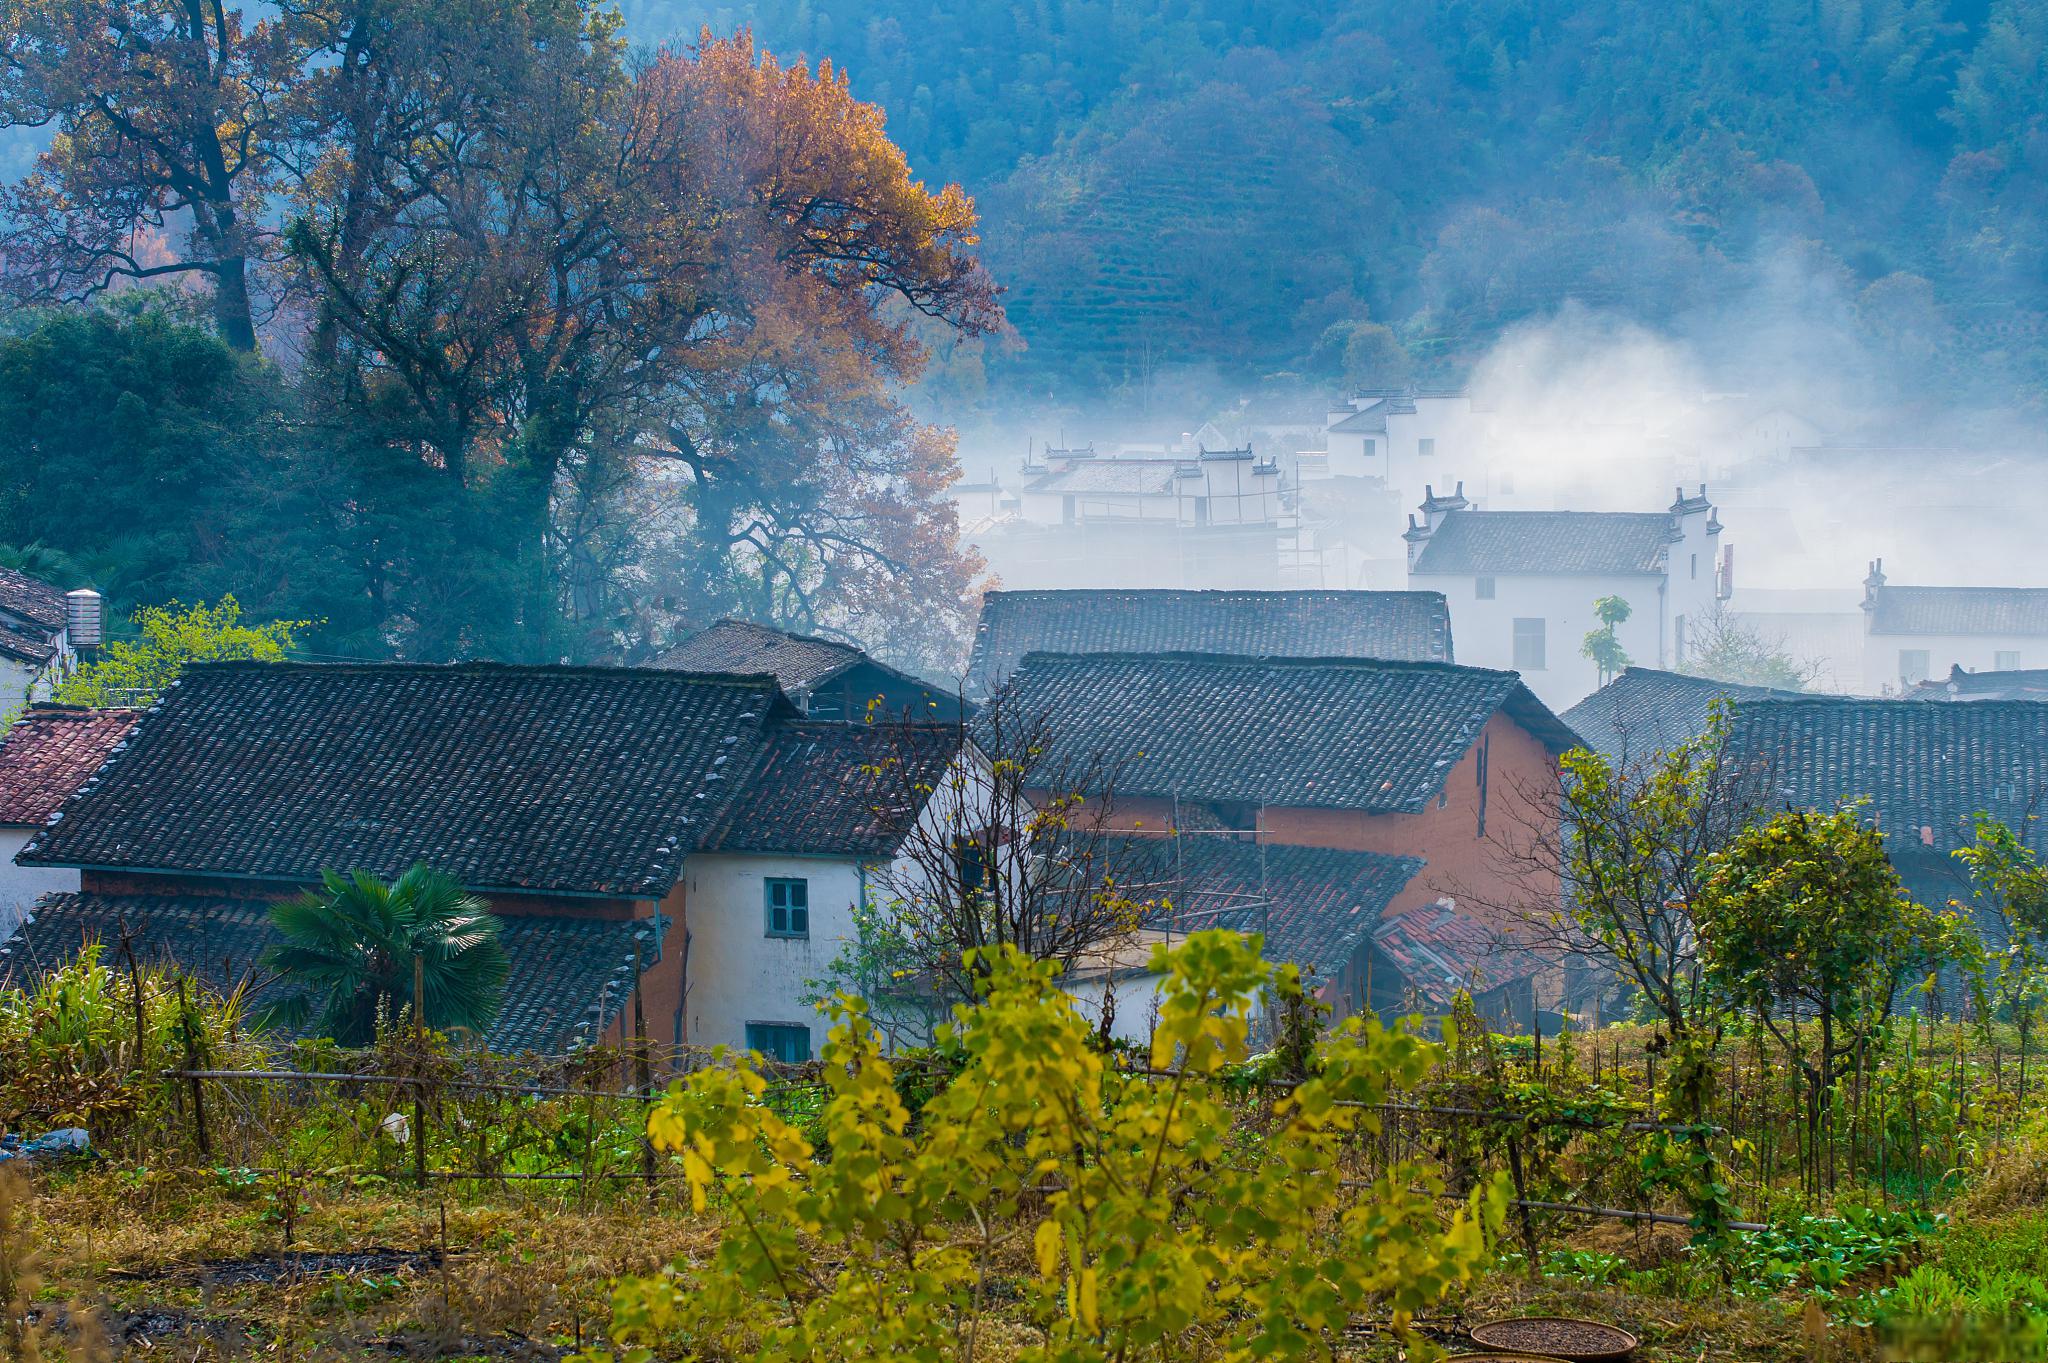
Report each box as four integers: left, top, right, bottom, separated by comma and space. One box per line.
593, 930, 1507, 1361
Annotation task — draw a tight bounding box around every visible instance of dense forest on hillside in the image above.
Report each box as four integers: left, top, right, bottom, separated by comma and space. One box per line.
625, 0, 2048, 407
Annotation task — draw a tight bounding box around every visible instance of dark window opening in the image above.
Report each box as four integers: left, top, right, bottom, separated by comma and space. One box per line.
766, 877, 809, 938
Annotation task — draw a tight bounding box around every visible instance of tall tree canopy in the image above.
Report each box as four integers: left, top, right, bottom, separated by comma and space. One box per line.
0, 5, 1001, 666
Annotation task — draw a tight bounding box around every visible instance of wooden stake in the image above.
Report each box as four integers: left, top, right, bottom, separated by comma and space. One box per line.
412, 954, 427, 1191
176, 977, 210, 1158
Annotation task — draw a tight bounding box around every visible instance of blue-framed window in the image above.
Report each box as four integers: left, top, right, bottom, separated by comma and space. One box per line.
746, 1022, 811, 1064
765, 877, 809, 938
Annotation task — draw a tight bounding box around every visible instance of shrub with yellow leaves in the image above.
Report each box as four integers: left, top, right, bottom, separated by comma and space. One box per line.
592, 929, 1505, 1362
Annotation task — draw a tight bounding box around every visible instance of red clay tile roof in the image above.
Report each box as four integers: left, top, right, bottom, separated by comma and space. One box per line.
1372, 900, 1541, 1008
0, 705, 141, 827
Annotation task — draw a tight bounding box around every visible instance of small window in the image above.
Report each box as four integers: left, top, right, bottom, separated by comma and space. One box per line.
1417, 437, 1436, 458
1512, 618, 1546, 671
1690, 553, 1698, 580
1997, 650, 2023, 671
1363, 438, 1377, 458
765, 878, 809, 938
953, 836, 987, 894
745, 1022, 811, 1064
1898, 650, 1931, 686
1475, 576, 1496, 600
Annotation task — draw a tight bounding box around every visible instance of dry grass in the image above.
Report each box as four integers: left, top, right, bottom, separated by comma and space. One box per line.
2, 1164, 1871, 1363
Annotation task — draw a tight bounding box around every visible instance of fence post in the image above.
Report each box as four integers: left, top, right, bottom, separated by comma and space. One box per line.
634, 944, 657, 1203
413, 955, 427, 1191
176, 977, 210, 1159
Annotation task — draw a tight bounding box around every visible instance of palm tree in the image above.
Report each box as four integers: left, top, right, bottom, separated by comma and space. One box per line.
259, 865, 510, 1045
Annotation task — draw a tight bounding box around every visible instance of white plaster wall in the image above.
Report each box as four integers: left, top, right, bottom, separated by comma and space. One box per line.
0, 827, 78, 939
681, 852, 870, 1054
1063, 969, 1166, 1050
1383, 398, 1485, 509
1862, 632, 2048, 696
1415, 569, 1669, 710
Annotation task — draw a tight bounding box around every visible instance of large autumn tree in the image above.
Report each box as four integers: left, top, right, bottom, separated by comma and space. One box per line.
283, 11, 998, 659
1, 1, 1000, 664
0, 0, 300, 348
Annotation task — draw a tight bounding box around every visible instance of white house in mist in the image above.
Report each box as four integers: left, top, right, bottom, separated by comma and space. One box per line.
1858, 562, 2048, 695
960, 443, 1320, 591
1405, 485, 1727, 709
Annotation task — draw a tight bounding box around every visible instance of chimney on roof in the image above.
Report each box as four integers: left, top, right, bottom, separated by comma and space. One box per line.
64, 588, 103, 652
1862, 558, 1886, 611
1419, 480, 1469, 533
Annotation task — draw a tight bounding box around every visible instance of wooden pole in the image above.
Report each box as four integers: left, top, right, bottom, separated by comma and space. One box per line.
634, 945, 656, 1203
412, 954, 427, 1191
176, 977, 210, 1159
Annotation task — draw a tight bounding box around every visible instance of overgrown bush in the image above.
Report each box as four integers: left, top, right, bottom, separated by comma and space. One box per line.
593, 930, 1507, 1361
0, 944, 264, 1137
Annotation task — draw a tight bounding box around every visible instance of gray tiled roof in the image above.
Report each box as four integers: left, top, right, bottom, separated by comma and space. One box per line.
1327, 408, 1388, 433
18, 662, 799, 897
993, 652, 1577, 812
701, 722, 958, 858
1411, 510, 1680, 576
0, 567, 67, 632
1562, 668, 1811, 765
651, 619, 865, 691
1022, 461, 1179, 496
1913, 665, 2048, 701
1111, 834, 1422, 983
0, 892, 653, 1053
1867, 586, 2048, 637
970, 588, 1454, 690
1726, 698, 2048, 916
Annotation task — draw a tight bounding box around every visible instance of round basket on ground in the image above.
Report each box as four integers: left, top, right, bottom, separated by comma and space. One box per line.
1468, 1317, 1639, 1362
1445, 1353, 1573, 1363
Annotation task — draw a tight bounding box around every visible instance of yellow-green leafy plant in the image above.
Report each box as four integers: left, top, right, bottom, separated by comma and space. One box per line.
593, 929, 1505, 1362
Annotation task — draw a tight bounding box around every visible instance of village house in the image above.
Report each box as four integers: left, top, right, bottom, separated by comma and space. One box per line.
966, 587, 1454, 695
1321, 388, 1484, 488
653, 617, 965, 722
1910, 664, 2048, 702
1561, 667, 1813, 768
1062, 834, 1541, 1040
1723, 697, 2048, 946
991, 650, 1580, 1023
0, 662, 957, 1059
1858, 562, 2048, 695
1405, 484, 1728, 710
0, 704, 141, 936
0, 573, 100, 710
964, 443, 1319, 592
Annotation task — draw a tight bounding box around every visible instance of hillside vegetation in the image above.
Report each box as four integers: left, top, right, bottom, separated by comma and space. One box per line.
629, 0, 2048, 405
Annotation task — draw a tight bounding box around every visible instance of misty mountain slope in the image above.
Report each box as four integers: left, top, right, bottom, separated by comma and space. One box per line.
624, 0, 2046, 404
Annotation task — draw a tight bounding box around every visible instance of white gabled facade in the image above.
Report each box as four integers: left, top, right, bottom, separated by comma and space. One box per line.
1405, 487, 1727, 711
678, 744, 997, 1058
